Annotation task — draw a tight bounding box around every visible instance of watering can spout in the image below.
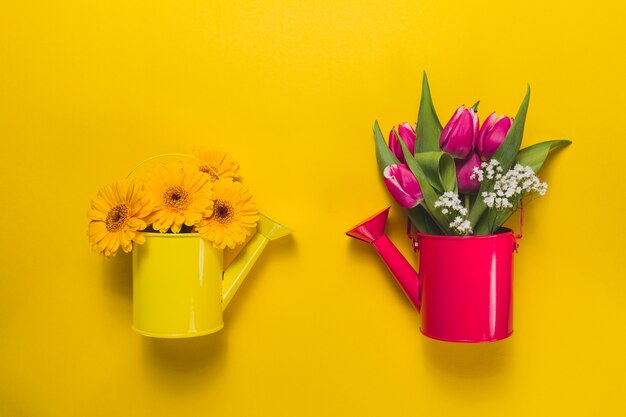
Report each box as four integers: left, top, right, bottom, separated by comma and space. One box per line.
346, 208, 421, 311
222, 212, 291, 310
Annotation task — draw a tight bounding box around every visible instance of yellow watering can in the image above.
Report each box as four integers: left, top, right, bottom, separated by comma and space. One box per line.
132, 212, 290, 338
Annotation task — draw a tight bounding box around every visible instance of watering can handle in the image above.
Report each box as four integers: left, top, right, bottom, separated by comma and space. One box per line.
126, 153, 220, 180
373, 235, 421, 311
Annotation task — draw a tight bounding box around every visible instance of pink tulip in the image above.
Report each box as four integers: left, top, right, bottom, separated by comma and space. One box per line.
383, 164, 423, 208
455, 152, 482, 194
477, 112, 514, 160
388, 122, 416, 163
439, 105, 479, 159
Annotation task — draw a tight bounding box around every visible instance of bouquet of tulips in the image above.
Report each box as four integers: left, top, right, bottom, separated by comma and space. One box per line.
376, 73, 570, 236
87, 150, 259, 257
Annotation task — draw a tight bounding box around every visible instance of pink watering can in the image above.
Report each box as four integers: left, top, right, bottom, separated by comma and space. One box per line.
347, 207, 516, 343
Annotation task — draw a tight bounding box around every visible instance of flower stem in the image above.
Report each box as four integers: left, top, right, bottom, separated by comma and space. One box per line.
465, 194, 470, 212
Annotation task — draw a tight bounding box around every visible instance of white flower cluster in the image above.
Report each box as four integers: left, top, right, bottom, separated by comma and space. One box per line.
470, 159, 503, 182
434, 191, 473, 235
472, 160, 548, 210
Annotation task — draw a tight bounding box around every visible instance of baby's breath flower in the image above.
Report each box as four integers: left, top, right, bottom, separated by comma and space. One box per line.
473, 160, 503, 183
437, 160, 546, 234
449, 217, 473, 235
470, 166, 484, 182
477, 161, 548, 210
435, 192, 473, 235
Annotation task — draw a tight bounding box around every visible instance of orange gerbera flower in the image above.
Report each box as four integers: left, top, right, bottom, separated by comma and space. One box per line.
143, 160, 214, 233
196, 179, 258, 249
87, 179, 153, 257
193, 148, 240, 181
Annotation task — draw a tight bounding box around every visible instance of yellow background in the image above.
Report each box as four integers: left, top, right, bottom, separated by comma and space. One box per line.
1, 1, 625, 416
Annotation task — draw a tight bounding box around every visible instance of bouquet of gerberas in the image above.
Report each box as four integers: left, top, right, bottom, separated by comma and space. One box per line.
375, 73, 570, 236
87, 149, 259, 257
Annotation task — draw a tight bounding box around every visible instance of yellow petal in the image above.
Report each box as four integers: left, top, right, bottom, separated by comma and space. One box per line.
87, 209, 106, 221
91, 197, 112, 213
88, 221, 108, 239
133, 233, 146, 245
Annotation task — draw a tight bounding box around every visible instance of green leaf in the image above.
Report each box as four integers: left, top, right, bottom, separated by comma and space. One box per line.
400, 140, 456, 234
516, 140, 572, 173
414, 72, 443, 153
491, 85, 531, 171
471, 210, 492, 235
374, 120, 399, 173
413, 151, 458, 194
493, 208, 516, 233
408, 204, 443, 235
469, 85, 531, 232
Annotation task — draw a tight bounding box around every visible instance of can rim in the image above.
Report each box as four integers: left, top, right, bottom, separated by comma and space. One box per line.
414, 227, 514, 241
141, 232, 201, 238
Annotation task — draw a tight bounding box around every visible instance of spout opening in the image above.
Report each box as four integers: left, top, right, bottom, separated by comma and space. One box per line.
346, 207, 390, 243
258, 212, 292, 241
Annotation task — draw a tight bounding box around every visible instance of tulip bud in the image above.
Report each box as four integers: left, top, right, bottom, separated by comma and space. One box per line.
455, 152, 481, 194
383, 164, 423, 209
477, 112, 514, 160
388, 122, 416, 163
439, 105, 479, 159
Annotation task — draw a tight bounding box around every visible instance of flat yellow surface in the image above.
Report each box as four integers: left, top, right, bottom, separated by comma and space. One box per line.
1, 1, 625, 416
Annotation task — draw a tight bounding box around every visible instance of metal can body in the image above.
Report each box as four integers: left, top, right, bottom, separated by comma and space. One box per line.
132, 233, 224, 338
417, 229, 515, 342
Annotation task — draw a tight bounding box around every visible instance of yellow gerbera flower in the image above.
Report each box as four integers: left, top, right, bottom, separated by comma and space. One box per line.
144, 161, 214, 233
87, 179, 153, 257
197, 179, 259, 249
193, 148, 240, 181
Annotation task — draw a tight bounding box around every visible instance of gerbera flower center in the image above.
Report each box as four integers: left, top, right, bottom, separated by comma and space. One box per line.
105, 204, 130, 232
212, 200, 234, 224
163, 186, 190, 210
199, 165, 219, 181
